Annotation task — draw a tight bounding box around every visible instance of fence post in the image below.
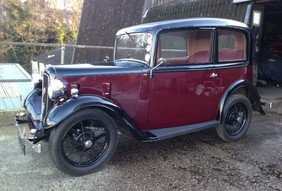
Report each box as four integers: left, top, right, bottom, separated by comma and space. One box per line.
61, 44, 65, 64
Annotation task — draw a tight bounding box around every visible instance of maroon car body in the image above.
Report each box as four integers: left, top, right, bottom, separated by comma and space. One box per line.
16, 18, 264, 176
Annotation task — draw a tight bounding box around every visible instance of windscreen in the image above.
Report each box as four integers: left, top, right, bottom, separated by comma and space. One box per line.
115, 33, 152, 64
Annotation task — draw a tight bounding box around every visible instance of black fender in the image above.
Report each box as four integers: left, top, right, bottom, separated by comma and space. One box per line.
24, 88, 42, 121
218, 79, 265, 123
43, 95, 149, 141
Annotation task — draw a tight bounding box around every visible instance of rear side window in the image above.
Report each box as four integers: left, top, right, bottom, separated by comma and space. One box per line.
218, 29, 247, 62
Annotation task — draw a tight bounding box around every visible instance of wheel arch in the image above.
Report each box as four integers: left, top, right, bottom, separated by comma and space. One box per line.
44, 96, 149, 141
217, 79, 265, 123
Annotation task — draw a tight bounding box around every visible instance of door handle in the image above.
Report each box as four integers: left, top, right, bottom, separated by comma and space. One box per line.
210, 73, 218, 78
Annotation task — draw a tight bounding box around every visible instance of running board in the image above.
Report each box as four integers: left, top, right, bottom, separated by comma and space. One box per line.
144, 121, 219, 142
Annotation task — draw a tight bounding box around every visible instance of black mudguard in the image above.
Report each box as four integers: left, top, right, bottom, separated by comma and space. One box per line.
218, 79, 265, 123
44, 95, 149, 141
24, 88, 42, 121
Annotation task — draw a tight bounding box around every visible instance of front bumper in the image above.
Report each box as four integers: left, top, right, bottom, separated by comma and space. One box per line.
15, 113, 42, 155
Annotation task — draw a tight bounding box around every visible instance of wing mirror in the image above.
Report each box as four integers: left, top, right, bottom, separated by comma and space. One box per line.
149, 58, 168, 78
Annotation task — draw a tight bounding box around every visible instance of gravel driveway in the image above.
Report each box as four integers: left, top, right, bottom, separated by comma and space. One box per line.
0, 111, 281, 191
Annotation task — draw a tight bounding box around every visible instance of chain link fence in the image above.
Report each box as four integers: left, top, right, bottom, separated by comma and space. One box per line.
0, 41, 114, 82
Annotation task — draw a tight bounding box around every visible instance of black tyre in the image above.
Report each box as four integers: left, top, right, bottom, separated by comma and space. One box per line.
49, 109, 118, 176
216, 94, 252, 142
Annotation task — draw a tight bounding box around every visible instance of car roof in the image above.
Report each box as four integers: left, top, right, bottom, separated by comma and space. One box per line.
116, 17, 249, 35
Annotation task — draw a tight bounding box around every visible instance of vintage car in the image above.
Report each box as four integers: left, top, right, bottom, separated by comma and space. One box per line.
16, 18, 265, 176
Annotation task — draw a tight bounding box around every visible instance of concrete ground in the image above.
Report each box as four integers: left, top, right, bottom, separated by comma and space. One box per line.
0, 110, 281, 191
0, 109, 24, 126
258, 85, 282, 114
0, 85, 281, 190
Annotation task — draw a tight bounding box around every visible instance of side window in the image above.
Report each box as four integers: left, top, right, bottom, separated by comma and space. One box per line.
218, 29, 247, 62
158, 31, 187, 59
158, 30, 212, 65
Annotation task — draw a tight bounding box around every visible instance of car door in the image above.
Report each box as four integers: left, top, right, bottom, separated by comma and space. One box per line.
213, 28, 251, 105
147, 29, 219, 130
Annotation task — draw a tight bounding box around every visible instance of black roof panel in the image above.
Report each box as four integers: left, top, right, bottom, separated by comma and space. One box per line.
116, 17, 249, 35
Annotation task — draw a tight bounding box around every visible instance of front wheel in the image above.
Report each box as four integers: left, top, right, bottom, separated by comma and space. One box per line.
216, 94, 252, 142
49, 109, 118, 176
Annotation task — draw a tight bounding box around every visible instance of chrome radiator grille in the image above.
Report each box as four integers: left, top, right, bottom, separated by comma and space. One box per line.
41, 72, 53, 120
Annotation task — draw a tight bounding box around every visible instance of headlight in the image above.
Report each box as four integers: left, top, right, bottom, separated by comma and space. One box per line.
48, 79, 66, 99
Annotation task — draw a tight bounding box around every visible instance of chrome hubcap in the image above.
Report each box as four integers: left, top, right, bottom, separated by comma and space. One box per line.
237, 112, 244, 123
84, 140, 93, 148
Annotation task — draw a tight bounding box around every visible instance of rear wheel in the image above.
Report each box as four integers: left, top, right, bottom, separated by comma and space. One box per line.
49, 109, 118, 176
216, 94, 252, 142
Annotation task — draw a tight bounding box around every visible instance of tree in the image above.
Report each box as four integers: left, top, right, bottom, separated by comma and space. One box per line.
0, 0, 83, 73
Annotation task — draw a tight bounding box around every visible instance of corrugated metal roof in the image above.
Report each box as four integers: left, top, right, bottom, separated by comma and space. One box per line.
152, 0, 175, 6
143, 0, 249, 23
0, 63, 32, 110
